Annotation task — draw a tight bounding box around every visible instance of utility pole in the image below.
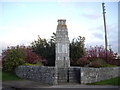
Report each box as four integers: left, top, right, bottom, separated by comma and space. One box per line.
102, 3, 108, 60
108, 45, 112, 50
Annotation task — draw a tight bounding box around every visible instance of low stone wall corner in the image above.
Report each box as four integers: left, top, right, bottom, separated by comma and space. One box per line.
15, 65, 57, 84
80, 67, 120, 84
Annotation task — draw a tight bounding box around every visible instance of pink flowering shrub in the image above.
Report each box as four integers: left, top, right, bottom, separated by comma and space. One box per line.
76, 57, 89, 67
85, 45, 117, 61
76, 45, 118, 67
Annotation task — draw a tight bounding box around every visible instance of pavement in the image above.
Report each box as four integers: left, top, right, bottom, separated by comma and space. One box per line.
1, 80, 120, 89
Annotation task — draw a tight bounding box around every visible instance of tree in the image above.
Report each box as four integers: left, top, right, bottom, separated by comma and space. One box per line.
31, 33, 85, 66
31, 34, 55, 66
70, 36, 85, 66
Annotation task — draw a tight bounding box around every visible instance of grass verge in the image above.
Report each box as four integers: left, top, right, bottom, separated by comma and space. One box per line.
2, 71, 23, 81
0, 70, 2, 80
87, 77, 120, 85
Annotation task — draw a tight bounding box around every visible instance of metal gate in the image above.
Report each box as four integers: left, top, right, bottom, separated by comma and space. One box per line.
68, 68, 80, 83
57, 68, 80, 84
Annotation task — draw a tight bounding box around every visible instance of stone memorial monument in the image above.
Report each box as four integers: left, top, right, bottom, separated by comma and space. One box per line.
55, 19, 70, 68
15, 19, 120, 85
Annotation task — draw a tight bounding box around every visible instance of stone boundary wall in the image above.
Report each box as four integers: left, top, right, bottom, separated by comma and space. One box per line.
15, 66, 120, 84
15, 66, 57, 84
81, 67, 120, 84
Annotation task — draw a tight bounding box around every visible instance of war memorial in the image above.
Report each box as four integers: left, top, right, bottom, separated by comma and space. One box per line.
15, 19, 120, 85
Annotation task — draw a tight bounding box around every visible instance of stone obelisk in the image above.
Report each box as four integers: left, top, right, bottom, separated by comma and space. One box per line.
55, 19, 70, 68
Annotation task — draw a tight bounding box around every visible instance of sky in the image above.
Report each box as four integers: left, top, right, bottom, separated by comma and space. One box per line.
0, 1, 119, 55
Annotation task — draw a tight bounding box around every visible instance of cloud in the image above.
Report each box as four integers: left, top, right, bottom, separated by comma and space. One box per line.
106, 24, 118, 53
92, 33, 104, 40
81, 13, 101, 20
0, 20, 57, 55
86, 24, 118, 53
91, 25, 103, 31
89, 24, 118, 40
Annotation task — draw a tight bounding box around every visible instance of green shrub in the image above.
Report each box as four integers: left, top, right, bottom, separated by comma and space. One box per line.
22, 63, 35, 66
35, 61, 43, 66
2, 45, 46, 72
23, 62, 43, 66
101, 64, 118, 67
2, 48, 26, 72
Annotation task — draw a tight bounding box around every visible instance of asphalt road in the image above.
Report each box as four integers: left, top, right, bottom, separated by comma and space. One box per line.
1, 80, 120, 89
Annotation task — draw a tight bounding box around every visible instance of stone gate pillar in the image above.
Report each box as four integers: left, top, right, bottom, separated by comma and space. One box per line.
55, 19, 70, 68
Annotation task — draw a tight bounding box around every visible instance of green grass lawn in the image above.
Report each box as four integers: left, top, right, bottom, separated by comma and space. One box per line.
2, 71, 23, 81
0, 71, 2, 80
87, 77, 120, 85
